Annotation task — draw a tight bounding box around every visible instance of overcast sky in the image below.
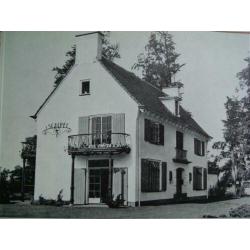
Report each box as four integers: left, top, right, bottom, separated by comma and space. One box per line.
0, 31, 249, 170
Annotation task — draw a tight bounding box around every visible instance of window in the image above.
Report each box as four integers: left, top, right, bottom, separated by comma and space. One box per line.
80, 80, 90, 95
144, 119, 164, 145
194, 138, 205, 156
161, 162, 167, 191
176, 131, 183, 150
193, 167, 203, 190
141, 159, 160, 192
91, 116, 112, 145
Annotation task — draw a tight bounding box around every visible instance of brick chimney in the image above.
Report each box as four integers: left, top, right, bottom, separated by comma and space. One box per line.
75, 31, 103, 65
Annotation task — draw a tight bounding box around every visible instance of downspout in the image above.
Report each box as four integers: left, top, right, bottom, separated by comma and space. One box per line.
137, 106, 144, 207
136, 108, 141, 207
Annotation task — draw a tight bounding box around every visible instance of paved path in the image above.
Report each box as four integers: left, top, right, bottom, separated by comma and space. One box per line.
1, 197, 250, 218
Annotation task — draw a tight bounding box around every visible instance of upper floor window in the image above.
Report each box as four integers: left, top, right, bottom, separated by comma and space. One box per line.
80, 80, 90, 95
144, 119, 164, 145
194, 138, 205, 156
176, 131, 184, 150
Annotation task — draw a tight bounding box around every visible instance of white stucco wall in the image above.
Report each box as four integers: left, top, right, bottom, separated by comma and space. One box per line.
138, 112, 209, 202
34, 60, 139, 202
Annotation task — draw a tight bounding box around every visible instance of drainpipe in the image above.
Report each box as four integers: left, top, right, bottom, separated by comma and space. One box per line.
70, 154, 75, 204
136, 109, 140, 207
137, 106, 144, 207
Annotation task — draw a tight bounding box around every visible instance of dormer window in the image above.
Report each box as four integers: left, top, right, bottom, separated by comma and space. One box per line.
80, 80, 90, 95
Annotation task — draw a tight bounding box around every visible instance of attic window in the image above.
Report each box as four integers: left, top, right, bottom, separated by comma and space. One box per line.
80, 80, 90, 95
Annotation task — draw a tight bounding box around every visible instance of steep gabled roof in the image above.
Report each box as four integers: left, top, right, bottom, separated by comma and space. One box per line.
100, 57, 211, 139
32, 56, 211, 139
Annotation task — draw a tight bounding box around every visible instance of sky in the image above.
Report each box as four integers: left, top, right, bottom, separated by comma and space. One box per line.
0, 31, 249, 170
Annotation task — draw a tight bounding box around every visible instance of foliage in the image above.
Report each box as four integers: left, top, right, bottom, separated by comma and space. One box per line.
37, 190, 68, 206
107, 194, 125, 208
0, 168, 10, 203
132, 31, 185, 89
52, 32, 120, 87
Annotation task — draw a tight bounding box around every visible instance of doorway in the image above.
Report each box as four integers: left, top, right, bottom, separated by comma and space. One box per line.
176, 168, 184, 195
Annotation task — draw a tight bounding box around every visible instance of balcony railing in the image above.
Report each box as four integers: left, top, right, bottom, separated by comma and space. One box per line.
173, 148, 191, 164
68, 133, 131, 155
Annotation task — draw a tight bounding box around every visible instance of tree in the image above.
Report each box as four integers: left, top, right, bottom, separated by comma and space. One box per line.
52, 32, 120, 87
132, 31, 185, 89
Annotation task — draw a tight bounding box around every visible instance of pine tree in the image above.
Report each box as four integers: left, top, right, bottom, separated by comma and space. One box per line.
132, 31, 185, 89
52, 32, 120, 87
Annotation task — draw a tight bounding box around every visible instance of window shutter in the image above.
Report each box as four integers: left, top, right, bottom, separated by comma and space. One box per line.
161, 162, 167, 191
193, 167, 197, 190
159, 124, 164, 145
112, 113, 125, 145
203, 168, 207, 190
141, 159, 148, 192
202, 142, 205, 156
144, 119, 150, 142
79, 116, 89, 134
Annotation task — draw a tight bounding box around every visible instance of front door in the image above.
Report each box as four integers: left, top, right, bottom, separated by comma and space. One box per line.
89, 168, 109, 203
176, 168, 184, 195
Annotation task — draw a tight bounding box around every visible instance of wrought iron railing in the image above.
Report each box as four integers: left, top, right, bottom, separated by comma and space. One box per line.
68, 133, 131, 155
175, 148, 187, 161
173, 148, 191, 164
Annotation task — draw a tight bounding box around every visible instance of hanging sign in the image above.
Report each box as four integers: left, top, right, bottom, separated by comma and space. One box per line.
43, 122, 72, 137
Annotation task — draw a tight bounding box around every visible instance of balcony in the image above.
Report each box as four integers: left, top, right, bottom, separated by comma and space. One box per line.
173, 148, 191, 164
68, 133, 131, 156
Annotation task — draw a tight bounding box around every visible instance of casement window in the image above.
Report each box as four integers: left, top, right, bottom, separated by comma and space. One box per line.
78, 113, 125, 145
92, 116, 112, 145
80, 80, 90, 95
194, 138, 205, 156
141, 159, 167, 192
176, 131, 184, 149
193, 167, 203, 190
193, 167, 207, 190
144, 119, 164, 145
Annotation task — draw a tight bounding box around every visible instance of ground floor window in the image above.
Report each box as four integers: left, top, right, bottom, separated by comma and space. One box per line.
193, 167, 207, 190
141, 159, 167, 192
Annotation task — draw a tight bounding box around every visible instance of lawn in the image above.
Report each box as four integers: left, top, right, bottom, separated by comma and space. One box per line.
1, 197, 250, 218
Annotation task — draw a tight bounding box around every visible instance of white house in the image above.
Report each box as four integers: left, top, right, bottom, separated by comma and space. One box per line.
32, 32, 211, 206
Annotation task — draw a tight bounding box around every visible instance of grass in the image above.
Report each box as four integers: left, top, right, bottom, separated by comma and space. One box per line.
1, 196, 250, 218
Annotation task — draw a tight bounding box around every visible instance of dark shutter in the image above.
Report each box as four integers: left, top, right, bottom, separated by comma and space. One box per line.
193, 167, 197, 190
159, 124, 164, 145
141, 159, 148, 192
161, 162, 167, 191
202, 142, 205, 156
144, 119, 150, 142
203, 168, 207, 190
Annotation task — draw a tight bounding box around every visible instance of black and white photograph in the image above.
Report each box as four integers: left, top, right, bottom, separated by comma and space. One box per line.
1, 30, 250, 219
